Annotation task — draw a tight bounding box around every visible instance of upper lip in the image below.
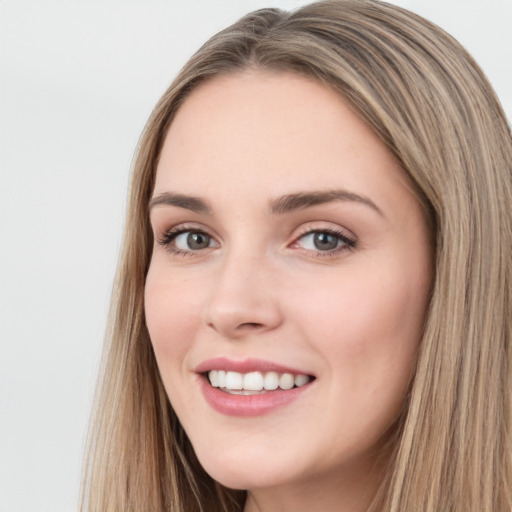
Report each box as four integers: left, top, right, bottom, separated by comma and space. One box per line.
194, 357, 314, 376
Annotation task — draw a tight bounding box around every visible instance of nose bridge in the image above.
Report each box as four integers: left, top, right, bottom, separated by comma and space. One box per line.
202, 246, 282, 338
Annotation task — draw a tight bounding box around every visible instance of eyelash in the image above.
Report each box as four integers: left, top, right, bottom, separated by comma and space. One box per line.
291, 227, 356, 257
157, 224, 215, 257
157, 225, 356, 257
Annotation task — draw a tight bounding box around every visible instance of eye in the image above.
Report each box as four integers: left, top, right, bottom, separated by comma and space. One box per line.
174, 231, 213, 250
293, 229, 355, 254
158, 226, 219, 255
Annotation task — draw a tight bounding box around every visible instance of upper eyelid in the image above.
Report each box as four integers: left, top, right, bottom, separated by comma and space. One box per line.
293, 221, 356, 240
296, 227, 353, 239
156, 222, 213, 236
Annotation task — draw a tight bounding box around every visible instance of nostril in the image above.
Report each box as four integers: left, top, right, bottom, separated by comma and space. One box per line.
206, 321, 262, 330
238, 322, 263, 329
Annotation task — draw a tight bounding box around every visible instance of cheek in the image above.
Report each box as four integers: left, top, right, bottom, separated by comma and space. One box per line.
297, 267, 424, 342
144, 263, 202, 365
291, 263, 428, 397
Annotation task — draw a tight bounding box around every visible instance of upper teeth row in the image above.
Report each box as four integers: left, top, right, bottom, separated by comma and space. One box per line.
208, 370, 311, 391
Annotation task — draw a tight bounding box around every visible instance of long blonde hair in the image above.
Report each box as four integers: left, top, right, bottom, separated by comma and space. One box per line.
81, 1, 512, 510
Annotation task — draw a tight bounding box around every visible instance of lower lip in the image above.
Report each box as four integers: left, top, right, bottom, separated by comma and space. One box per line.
198, 376, 313, 417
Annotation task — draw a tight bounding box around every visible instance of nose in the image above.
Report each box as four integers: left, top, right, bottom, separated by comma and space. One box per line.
202, 253, 283, 339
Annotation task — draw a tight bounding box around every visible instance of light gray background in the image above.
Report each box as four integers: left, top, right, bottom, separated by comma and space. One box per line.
0, 1, 510, 511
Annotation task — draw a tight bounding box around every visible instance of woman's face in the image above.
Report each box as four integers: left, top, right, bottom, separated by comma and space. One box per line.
145, 70, 432, 507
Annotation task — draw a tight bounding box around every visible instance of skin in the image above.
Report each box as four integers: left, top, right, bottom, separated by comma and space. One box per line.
145, 70, 433, 512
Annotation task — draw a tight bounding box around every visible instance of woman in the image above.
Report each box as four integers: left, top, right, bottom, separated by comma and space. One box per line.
81, 1, 512, 510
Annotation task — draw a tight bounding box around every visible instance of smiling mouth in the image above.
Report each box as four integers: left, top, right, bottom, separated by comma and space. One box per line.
207, 370, 314, 395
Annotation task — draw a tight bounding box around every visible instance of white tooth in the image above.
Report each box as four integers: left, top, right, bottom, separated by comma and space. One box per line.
279, 373, 294, 390
294, 374, 310, 387
209, 370, 219, 387
264, 371, 279, 390
243, 371, 264, 391
225, 371, 243, 390
217, 370, 226, 388
225, 389, 265, 395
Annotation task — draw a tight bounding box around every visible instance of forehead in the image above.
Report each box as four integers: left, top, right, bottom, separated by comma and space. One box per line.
154, 70, 410, 208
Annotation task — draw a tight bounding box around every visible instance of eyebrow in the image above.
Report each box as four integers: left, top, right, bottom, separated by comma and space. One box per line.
269, 189, 383, 216
148, 189, 383, 217
149, 192, 212, 214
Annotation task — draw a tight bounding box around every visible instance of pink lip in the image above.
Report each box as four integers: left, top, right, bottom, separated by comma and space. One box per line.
194, 357, 315, 417
198, 376, 313, 417
194, 357, 312, 375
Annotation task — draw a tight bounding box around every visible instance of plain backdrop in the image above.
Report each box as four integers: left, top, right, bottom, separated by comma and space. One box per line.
0, 1, 510, 511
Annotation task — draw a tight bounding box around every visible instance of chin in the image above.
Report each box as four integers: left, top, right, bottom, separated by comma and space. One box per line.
201, 462, 262, 490
195, 446, 292, 491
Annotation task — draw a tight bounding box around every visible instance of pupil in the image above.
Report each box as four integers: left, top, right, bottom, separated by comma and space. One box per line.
314, 232, 338, 250
187, 232, 210, 249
